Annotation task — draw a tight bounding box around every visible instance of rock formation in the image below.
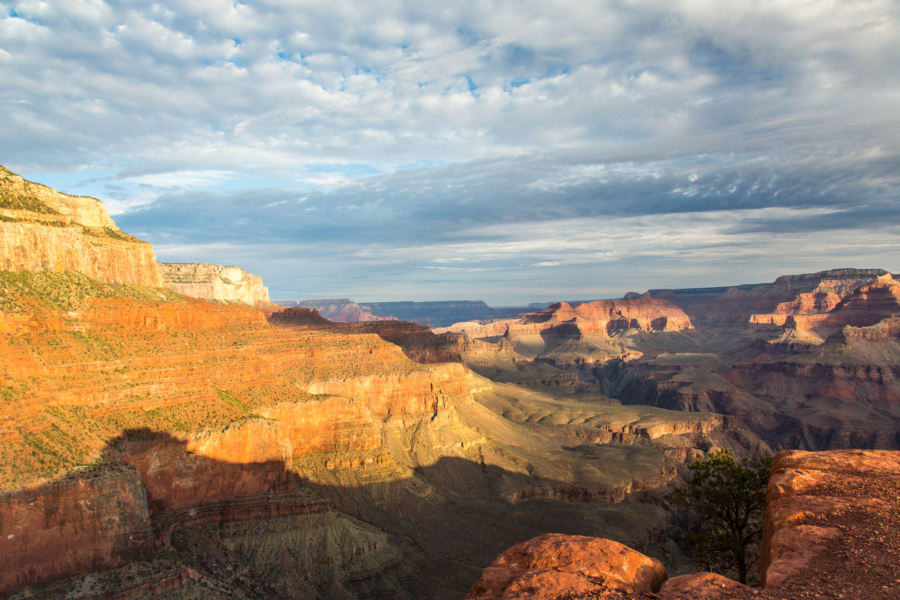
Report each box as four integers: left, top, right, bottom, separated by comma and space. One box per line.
463, 533, 667, 600
0, 166, 163, 287
465, 449, 900, 600
647, 269, 889, 325
276, 298, 396, 322
269, 307, 465, 363
438, 299, 691, 366
158, 262, 275, 309
762, 449, 900, 595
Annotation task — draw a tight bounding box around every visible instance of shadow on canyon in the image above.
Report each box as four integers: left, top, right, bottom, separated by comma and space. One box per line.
4, 427, 681, 599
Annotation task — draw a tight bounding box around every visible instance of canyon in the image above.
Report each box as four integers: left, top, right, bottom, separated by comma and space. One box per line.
2, 167, 900, 599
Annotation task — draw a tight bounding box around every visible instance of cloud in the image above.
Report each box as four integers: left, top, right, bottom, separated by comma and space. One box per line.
1, 0, 899, 301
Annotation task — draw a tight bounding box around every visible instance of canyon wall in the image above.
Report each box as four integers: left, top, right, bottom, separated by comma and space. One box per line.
0, 271, 485, 595
0, 167, 163, 288
158, 262, 275, 308
277, 298, 396, 322
647, 268, 888, 325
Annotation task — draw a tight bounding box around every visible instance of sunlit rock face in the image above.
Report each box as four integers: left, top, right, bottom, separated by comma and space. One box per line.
0, 276, 477, 594
762, 449, 900, 594
463, 533, 666, 599
466, 449, 900, 600
645, 268, 889, 326
0, 166, 163, 288
158, 262, 275, 308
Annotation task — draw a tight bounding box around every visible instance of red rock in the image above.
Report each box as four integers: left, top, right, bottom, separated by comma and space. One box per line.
518, 300, 693, 335
464, 533, 667, 599
0, 464, 153, 595
659, 571, 746, 598
761, 449, 900, 589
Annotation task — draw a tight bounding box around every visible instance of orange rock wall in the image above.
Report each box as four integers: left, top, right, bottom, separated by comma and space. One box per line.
0, 291, 476, 593
0, 466, 153, 596
0, 221, 163, 287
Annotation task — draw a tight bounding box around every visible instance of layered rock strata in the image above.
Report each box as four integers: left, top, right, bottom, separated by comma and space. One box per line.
0, 166, 163, 287
158, 262, 275, 308
276, 298, 396, 322
646, 268, 888, 326
0, 273, 475, 594
270, 306, 465, 363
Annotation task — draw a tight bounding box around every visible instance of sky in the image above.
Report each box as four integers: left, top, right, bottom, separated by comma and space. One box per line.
1, 0, 899, 305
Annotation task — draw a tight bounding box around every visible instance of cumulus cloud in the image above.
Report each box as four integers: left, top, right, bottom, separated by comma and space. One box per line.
1, 0, 898, 301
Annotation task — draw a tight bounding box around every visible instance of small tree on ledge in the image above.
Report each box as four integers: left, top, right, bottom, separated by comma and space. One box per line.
672, 449, 773, 584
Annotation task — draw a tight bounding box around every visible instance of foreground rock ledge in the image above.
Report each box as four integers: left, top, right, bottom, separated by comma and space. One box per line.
466, 449, 900, 600
463, 533, 667, 600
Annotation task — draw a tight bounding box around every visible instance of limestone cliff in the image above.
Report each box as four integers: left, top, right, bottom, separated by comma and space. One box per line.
158, 262, 275, 308
0, 166, 163, 287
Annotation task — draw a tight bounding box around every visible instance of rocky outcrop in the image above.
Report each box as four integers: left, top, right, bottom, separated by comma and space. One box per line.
762, 449, 900, 593
0, 464, 153, 596
0, 167, 163, 288
159, 262, 275, 308
441, 300, 691, 338
0, 272, 492, 595
466, 450, 900, 600
437, 300, 689, 365
277, 298, 396, 322
270, 307, 465, 363
659, 572, 747, 598
647, 269, 888, 325
519, 300, 693, 335
748, 272, 886, 327
463, 534, 666, 600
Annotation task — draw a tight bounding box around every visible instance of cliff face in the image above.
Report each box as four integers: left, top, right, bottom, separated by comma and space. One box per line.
270, 308, 465, 363
158, 262, 274, 308
278, 298, 396, 322
0, 166, 163, 288
646, 269, 888, 325
0, 464, 153, 596
519, 300, 693, 335
436, 299, 689, 365
0, 272, 480, 593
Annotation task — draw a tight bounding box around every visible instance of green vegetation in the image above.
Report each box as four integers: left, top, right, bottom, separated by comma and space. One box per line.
672, 449, 772, 584
0, 172, 59, 214
0, 270, 185, 312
